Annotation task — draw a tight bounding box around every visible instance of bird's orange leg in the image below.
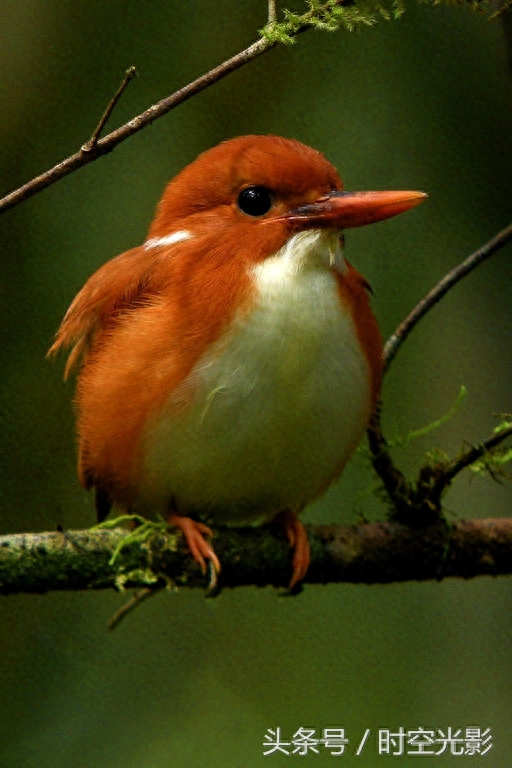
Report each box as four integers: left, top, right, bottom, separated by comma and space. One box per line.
274, 510, 310, 589
167, 512, 221, 576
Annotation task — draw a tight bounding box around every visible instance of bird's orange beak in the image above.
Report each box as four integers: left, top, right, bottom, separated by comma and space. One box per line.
281, 189, 427, 230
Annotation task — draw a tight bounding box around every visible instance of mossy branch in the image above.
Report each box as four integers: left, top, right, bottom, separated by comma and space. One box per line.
1, 518, 512, 596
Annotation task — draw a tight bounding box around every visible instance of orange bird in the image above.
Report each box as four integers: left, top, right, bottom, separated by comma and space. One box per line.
49, 135, 425, 588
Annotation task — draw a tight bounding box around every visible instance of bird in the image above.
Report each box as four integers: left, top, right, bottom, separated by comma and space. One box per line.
49, 135, 426, 589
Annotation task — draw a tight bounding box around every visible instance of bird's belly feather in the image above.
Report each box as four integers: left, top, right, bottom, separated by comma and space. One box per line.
139, 247, 372, 524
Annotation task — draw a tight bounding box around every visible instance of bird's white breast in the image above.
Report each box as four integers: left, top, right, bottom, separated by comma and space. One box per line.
140, 230, 372, 524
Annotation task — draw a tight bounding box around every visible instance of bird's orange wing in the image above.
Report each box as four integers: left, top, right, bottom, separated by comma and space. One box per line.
47, 246, 162, 377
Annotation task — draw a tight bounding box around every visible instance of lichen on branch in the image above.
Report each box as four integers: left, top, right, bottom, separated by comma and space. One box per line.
261, 0, 406, 44
259, 0, 509, 46
1, 519, 512, 596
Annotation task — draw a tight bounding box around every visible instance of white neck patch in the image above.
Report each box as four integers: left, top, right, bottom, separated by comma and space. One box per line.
253, 229, 347, 282
144, 230, 192, 249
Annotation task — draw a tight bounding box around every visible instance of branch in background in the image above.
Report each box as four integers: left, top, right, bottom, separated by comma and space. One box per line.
0, 0, 361, 216
383, 220, 512, 370
367, 221, 512, 519
367, 406, 411, 516
108, 587, 157, 631
432, 423, 512, 500
368, 407, 512, 527
0, 36, 273, 215
81, 66, 137, 153
3, 0, 506, 216
1, 519, 511, 597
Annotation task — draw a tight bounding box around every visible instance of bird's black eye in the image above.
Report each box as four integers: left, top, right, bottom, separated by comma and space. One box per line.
237, 186, 273, 217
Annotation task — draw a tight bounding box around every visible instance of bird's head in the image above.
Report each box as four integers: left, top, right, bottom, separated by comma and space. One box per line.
147, 134, 426, 268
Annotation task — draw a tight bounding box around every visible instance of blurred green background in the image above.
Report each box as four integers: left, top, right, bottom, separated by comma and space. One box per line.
0, 1, 511, 766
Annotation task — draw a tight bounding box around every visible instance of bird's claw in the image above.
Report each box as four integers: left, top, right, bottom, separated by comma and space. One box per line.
167, 512, 221, 581
274, 510, 310, 590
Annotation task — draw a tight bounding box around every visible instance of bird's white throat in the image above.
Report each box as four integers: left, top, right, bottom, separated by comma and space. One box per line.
258, 229, 347, 276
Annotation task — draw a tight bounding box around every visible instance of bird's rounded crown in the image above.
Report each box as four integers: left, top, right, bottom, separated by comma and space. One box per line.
148, 135, 342, 239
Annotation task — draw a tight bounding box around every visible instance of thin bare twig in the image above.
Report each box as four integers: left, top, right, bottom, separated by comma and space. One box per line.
367, 221, 512, 518
82, 66, 137, 153
366, 406, 410, 512
0, 0, 356, 215
432, 424, 512, 499
0, 37, 271, 215
383, 220, 512, 370
108, 586, 161, 631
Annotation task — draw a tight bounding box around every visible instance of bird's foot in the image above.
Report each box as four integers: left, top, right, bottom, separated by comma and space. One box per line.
274, 510, 310, 589
167, 512, 221, 579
